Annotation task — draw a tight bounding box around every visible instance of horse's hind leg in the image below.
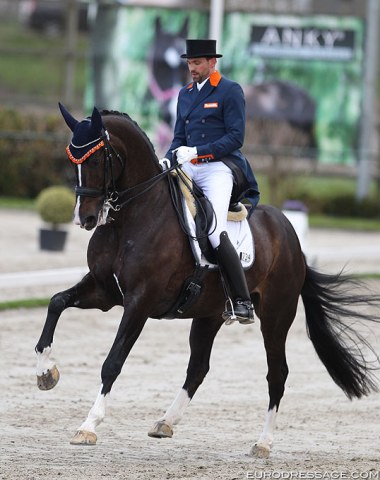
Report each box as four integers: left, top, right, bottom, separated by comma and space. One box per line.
251, 301, 297, 458
36, 272, 119, 391
148, 315, 224, 439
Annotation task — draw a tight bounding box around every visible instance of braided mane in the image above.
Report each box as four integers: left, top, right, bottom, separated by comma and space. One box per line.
100, 110, 158, 161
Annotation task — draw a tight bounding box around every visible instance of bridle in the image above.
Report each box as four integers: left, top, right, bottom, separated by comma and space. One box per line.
71, 128, 124, 205
68, 127, 178, 213
67, 126, 216, 239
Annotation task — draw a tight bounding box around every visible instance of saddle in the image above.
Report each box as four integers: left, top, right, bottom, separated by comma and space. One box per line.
172, 170, 248, 264
175, 169, 248, 222
161, 168, 254, 319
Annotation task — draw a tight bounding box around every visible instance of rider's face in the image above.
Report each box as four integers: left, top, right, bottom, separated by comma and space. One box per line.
187, 57, 217, 84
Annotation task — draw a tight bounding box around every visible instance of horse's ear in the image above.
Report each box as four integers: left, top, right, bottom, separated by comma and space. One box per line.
91, 106, 103, 135
180, 17, 189, 37
58, 102, 78, 132
154, 16, 162, 33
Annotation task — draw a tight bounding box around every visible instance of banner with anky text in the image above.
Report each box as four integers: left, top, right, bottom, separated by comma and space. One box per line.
86, 9, 364, 164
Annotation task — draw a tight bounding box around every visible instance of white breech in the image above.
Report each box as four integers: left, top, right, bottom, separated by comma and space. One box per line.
181, 161, 233, 248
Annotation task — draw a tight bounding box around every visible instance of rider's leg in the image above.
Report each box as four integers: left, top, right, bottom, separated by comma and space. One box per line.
215, 231, 254, 323
191, 162, 254, 324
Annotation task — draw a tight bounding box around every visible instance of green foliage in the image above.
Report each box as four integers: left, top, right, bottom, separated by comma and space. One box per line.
309, 214, 380, 231
257, 172, 380, 221
287, 177, 380, 219
36, 186, 75, 227
323, 194, 380, 218
0, 107, 74, 197
0, 298, 50, 311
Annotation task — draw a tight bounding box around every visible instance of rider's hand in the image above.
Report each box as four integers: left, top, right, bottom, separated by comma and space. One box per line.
173, 146, 197, 165
158, 158, 171, 170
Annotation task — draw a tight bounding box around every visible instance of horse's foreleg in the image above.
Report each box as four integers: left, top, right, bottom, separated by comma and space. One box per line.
70, 386, 106, 445
148, 315, 223, 439
36, 273, 119, 391
70, 299, 148, 445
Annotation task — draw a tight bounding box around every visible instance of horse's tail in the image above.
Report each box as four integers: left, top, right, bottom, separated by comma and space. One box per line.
300, 263, 379, 399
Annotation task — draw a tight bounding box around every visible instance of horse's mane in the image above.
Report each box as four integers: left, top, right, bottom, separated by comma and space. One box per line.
100, 109, 159, 161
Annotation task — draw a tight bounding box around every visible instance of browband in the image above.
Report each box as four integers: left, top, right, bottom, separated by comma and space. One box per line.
66, 140, 105, 165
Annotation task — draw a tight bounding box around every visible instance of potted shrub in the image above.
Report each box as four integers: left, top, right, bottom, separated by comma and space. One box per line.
36, 186, 75, 251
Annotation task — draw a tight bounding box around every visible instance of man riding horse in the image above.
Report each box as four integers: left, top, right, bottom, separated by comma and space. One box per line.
160, 39, 260, 324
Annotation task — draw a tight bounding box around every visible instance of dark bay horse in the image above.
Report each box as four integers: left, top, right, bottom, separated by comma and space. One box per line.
35, 105, 379, 457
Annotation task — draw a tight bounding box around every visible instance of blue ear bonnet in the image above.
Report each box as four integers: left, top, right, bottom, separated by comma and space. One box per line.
59, 103, 105, 162
69, 119, 103, 159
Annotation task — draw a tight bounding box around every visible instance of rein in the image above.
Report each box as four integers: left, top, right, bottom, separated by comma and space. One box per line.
71, 128, 216, 239
71, 128, 180, 211
115, 166, 177, 210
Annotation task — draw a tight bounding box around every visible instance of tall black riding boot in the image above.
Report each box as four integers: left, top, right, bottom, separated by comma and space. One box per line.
215, 231, 254, 325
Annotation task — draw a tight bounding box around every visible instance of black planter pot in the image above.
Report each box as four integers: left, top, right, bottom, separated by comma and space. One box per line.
39, 228, 68, 251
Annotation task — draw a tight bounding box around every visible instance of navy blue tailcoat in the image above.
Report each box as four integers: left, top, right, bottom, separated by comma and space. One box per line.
165, 71, 260, 214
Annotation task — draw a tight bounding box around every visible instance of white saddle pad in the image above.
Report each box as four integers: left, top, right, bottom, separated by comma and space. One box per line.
182, 197, 255, 270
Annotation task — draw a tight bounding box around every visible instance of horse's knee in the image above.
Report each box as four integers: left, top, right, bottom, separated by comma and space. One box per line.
48, 291, 72, 315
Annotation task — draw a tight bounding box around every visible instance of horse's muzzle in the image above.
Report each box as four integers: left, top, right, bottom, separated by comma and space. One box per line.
82, 215, 98, 230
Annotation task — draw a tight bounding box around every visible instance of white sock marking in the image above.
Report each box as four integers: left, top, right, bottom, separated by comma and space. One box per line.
257, 407, 277, 448
36, 346, 56, 376
160, 388, 191, 426
78, 385, 108, 433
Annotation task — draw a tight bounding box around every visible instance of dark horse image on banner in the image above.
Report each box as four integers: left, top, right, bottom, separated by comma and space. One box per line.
145, 17, 189, 154
244, 79, 317, 154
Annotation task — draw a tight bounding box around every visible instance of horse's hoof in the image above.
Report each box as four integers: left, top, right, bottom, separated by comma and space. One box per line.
148, 420, 173, 439
37, 365, 60, 390
250, 443, 271, 458
70, 430, 97, 445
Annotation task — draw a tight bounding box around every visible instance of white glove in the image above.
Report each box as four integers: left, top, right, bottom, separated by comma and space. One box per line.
173, 146, 197, 165
158, 158, 171, 170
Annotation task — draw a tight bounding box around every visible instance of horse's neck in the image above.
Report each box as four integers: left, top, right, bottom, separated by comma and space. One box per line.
110, 118, 175, 224
113, 122, 159, 187
122, 152, 160, 188
115, 178, 176, 244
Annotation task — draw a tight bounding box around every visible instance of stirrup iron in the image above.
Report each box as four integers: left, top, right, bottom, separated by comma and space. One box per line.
222, 299, 255, 325
222, 298, 237, 325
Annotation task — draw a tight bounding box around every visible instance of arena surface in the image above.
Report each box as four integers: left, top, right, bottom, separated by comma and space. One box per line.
0, 209, 379, 479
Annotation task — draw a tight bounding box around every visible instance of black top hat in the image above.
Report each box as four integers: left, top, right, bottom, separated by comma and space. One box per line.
180, 39, 223, 59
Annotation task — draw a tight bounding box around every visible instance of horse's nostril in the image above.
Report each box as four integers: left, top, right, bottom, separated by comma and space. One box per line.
83, 216, 97, 230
